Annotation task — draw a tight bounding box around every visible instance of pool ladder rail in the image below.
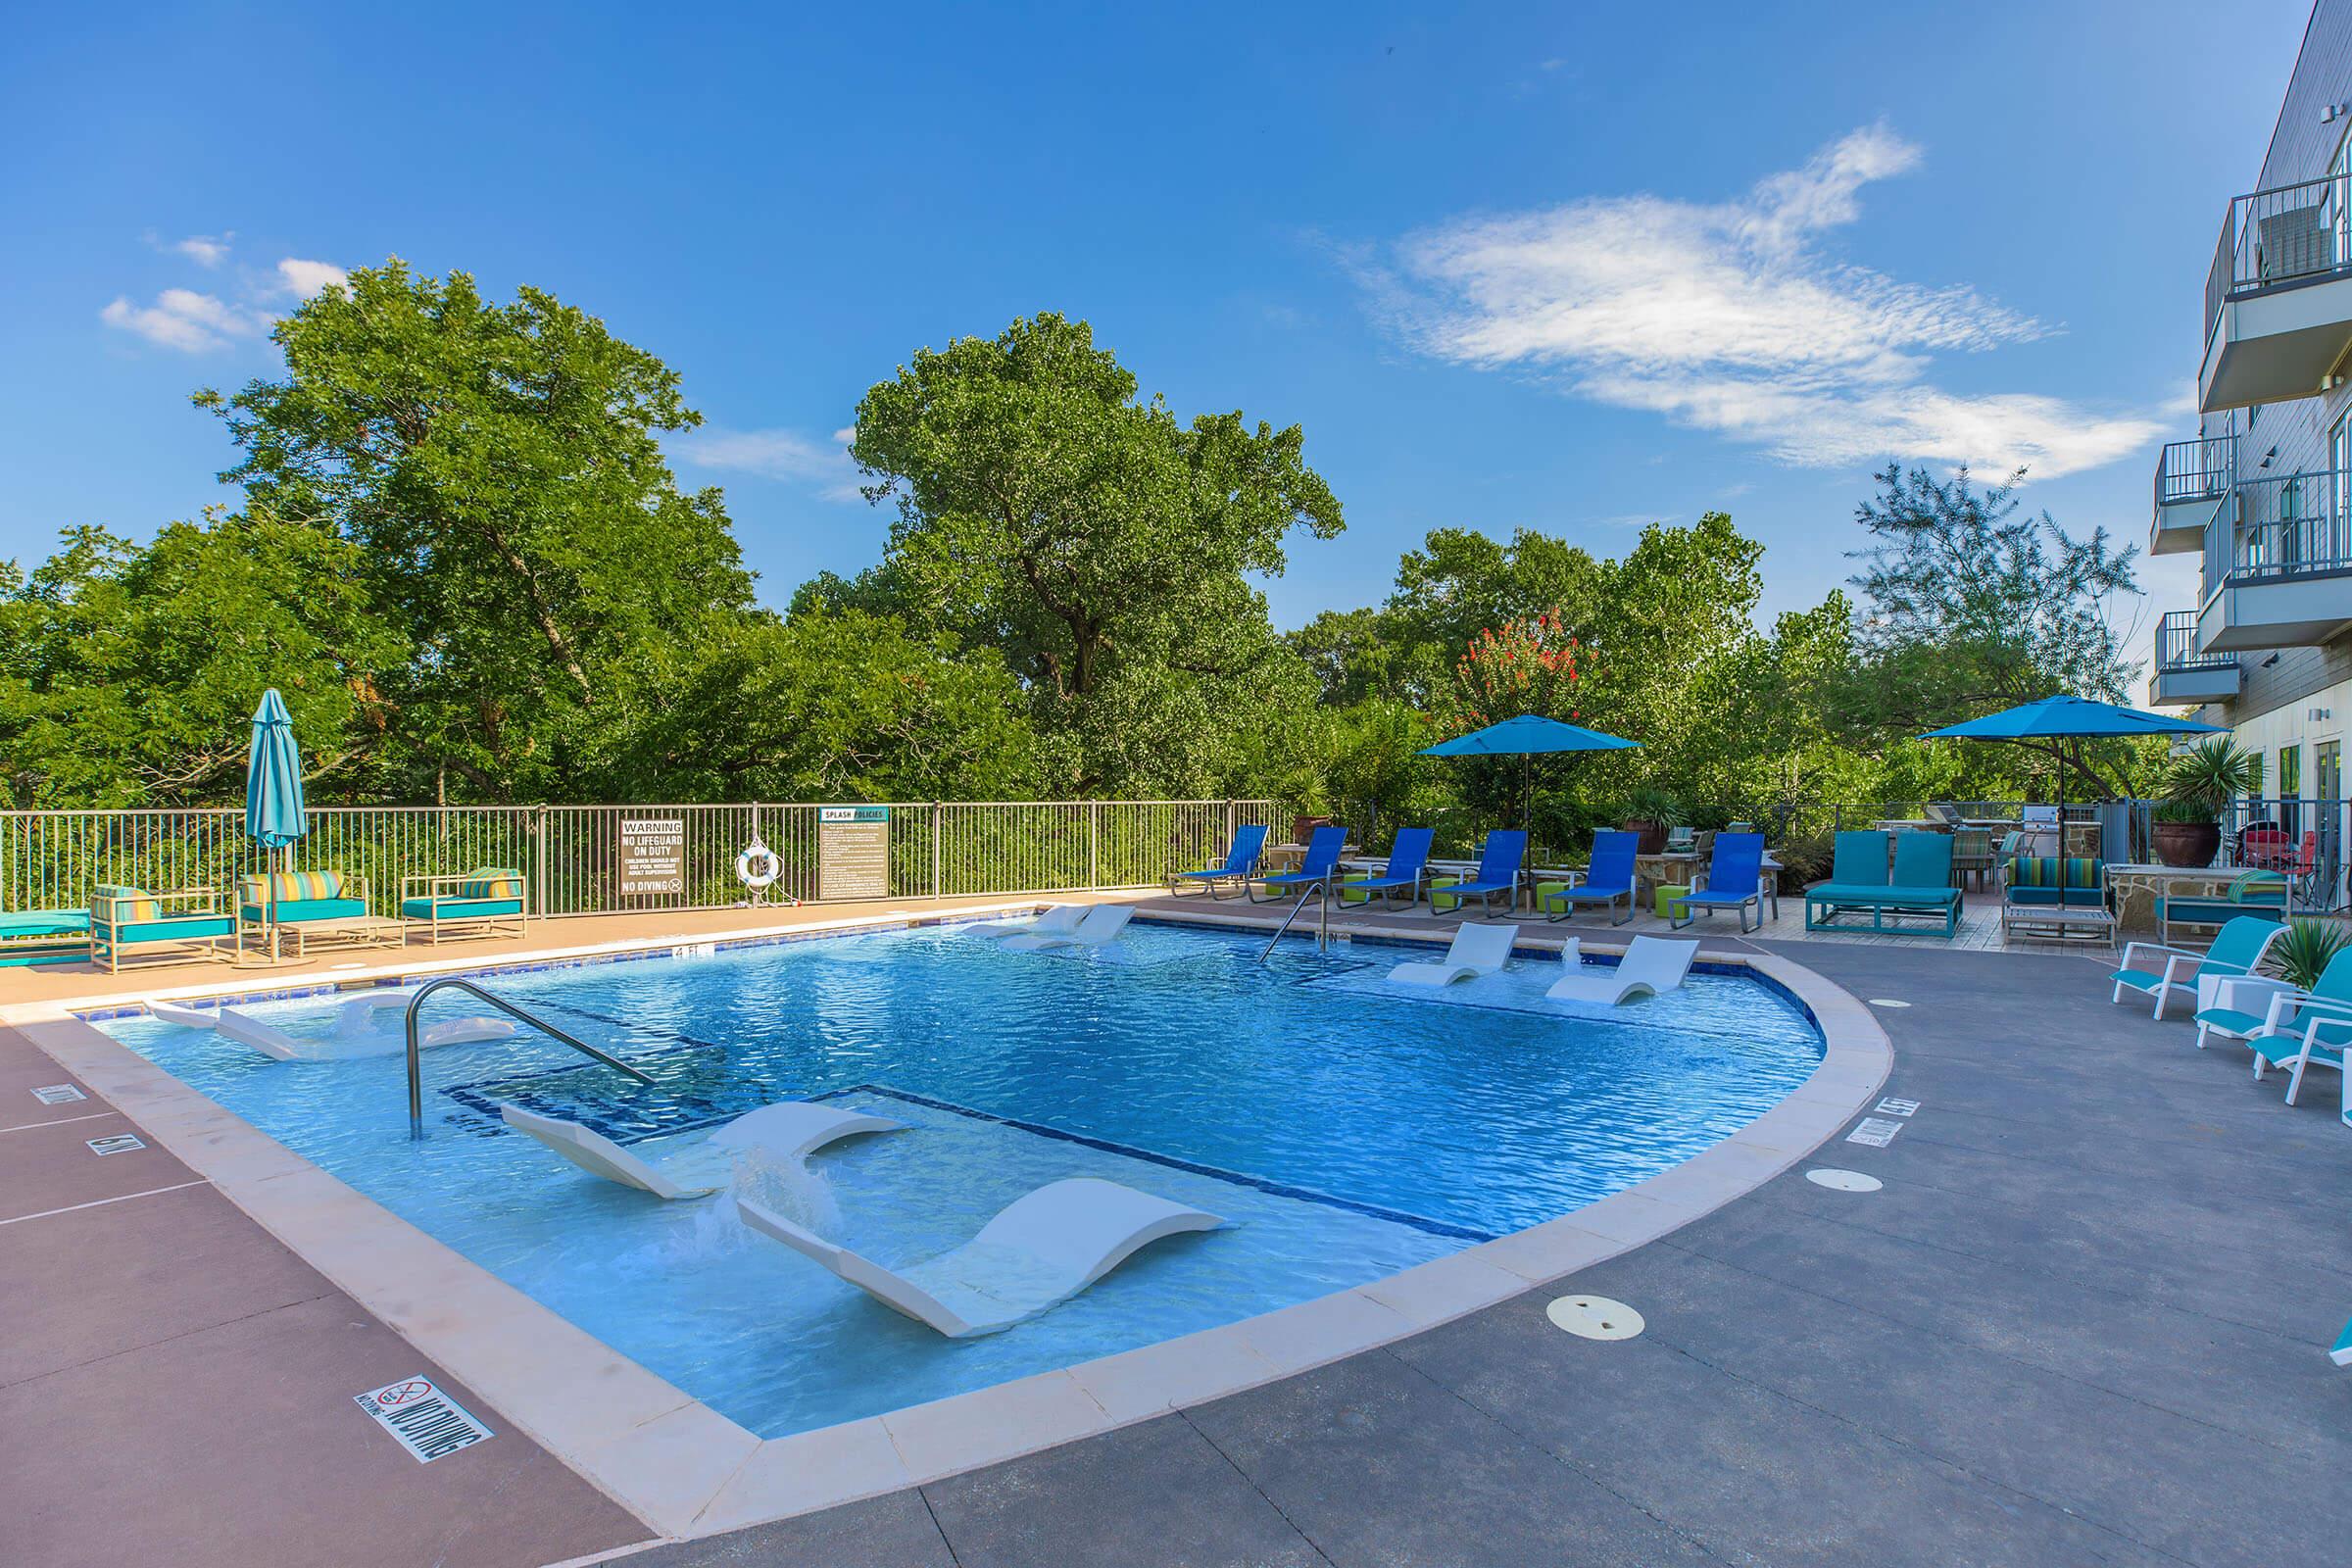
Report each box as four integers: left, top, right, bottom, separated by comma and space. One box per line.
1259, 874, 1336, 962
404, 976, 655, 1140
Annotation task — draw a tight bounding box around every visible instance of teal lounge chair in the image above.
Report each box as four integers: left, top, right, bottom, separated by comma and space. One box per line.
0, 908, 91, 967
401, 868, 527, 944
1433, 830, 1528, 917
1669, 832, 1768, 933
2244, 949, 2352, 1105
90, 885, 236, 974
1541, 830, 1639, 925
1170, 823, 1268, 901
1247, 826, 1347, 904
1339, 827, 1434, 909
2109, 914, 2285, 1020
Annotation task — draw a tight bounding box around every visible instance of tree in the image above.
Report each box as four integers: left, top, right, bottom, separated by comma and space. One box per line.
197, 260, 753, 801
848, 313, 1343, 791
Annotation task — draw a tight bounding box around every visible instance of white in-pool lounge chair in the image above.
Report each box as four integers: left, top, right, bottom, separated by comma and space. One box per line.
962, 904, 1088, 940
502, 1101, 903, 1200
1001, 904, 1135, 952
737, 1176, 1224, 1338
151, 997, 514, 1058
330, 990, 515, 1049
1388, 921, 1519, 986
1545, 935, 1698, 1005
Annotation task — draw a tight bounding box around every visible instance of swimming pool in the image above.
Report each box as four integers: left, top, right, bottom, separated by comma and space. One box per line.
100, 920, 1824, 1439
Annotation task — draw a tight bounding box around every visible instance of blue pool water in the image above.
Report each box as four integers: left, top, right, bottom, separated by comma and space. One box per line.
101, 921, 1823, 1437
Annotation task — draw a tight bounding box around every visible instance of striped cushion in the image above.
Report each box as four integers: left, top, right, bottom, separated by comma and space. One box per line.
458, 868, 524, 901
95, 884, 161, 923
236, 870, 343, 905
2009, 857, 2101, 890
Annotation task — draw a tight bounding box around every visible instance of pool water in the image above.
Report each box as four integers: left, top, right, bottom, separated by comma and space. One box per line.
101, 921, 1824, 1438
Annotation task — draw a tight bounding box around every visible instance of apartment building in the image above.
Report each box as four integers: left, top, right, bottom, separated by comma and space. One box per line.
2151, 0, 2352, 821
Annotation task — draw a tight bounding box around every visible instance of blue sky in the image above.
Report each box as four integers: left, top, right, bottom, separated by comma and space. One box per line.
0, 1, 2315, 673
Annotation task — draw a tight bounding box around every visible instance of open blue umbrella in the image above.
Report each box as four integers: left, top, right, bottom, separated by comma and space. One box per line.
1919, 693, 2225, 852
1421, 713, 1641, 846
245, 689, 308, 854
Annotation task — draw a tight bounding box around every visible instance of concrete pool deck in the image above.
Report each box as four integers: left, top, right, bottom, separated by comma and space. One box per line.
4, 900, 2347, 1564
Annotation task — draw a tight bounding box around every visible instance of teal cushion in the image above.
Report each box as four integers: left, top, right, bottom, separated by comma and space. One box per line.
2008, 886, 2104, 906
1810, 884, 1954, 906
112, 916, 235, 944
401, 897, 523, 920
240, 897, 368, 924
2251, 1029, 2350, 1064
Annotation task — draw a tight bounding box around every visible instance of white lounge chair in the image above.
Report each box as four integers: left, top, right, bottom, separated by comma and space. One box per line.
149, 1000, 312, 1060
738, 1176, 1224, 1338
1001, 904, 1135, 952
502, 1101, 903, 1200
1388, 921, 1518, 986
962, 904, 1088, 940
1546, 935, 1698, 1005
151, 998, 514, 1058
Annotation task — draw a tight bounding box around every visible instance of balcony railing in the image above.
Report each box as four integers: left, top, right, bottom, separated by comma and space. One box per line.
2229, 468, 2352, 582
2153, 435, 2234, 510
2205, 172, 2352, 352
2154, 610, 2232, 670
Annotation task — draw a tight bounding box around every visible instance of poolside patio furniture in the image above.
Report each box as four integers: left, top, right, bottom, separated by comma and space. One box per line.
235, 869, 376, 958
1950, 827, 1995, 889
738, 1175, 1226, 1338
964, 904, 1088, 940
89, 885, 237, 973
2108, 914, 2286, 1020
1546, 934, 1697, 1005
0, 908, 91, 967
2247, 953, 2352, 1105
1542, 830, 1640, 924
503, 1101, 905, 1200
1664, 826, 1697, 853
1247, 825, 1347, 903
1338, 826, 1435, 909
1432, 829, 1528, 917
1003, 903, 1135, 951
400, 868, 528, 944
1805, 831, 1961, 937
2336, 1315, 2352, 1369
1169, 823, 1269, 901
2154, 870, 2288, 946
1668, 832, 1768, 933
1389, 921, 1518, 986
2000, 856, 2114, 950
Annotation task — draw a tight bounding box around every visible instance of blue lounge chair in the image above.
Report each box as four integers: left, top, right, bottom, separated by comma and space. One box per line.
2109, 914, 2285, 1020
1170, 822, 1269, 901
1433, 830, 1527, 917
1669, 832, 1767, 933
1540, 830, 1640, 925
1339, 827, 1434, 909
2245, 949, 2352, 1105
1248, 825, 1348, 903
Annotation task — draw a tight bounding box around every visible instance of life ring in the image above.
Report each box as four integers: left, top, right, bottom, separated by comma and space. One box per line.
735, 840, 782, 890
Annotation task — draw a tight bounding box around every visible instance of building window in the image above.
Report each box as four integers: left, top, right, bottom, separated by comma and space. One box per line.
2280, 744, 2303, 835
2321, 740, 2341, 803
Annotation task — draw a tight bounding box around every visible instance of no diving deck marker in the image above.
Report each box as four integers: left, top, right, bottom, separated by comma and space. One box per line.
85, 1133, 145, 1155
1845, 1117, 1904, 1149
1546, 1295, 1643, 1341
355, 1376, 493, 1463
1866, 998, 1912, 1008
1806, 1168, 1884, 1193
1875, 1098, 1921, 1117
31, 1084, 86, 1105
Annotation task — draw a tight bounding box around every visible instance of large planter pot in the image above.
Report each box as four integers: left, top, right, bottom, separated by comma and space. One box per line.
1292, 813, 1332, 846
1621, 818, 1665, 856
2152, 819, 2220, 868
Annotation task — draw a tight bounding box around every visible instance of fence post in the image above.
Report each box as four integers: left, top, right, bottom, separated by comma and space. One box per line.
531, 807, 548, 919
1225, 798, 1237, 847
1089, 801, 1101, 889
931, 802, 943, 901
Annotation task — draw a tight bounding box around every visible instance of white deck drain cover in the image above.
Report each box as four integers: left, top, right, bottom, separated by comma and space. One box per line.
1806, 1168, 1884, 1192
1866, 998, 1911, 1008
355, 1376, 493, 1463
1545, 1295, 1643, 1341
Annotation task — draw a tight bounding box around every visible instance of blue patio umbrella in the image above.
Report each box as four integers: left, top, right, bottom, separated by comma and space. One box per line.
1918, 694, 2225, 851
245, 689, 309, 855
1420, 713, 1641, 846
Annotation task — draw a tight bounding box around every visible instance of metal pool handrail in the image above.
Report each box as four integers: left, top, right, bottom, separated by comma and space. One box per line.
405, 976, 655, 1140
1259, 874, 1335, 961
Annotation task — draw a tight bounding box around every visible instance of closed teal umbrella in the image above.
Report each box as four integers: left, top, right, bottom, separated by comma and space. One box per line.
245, 689, 308, 851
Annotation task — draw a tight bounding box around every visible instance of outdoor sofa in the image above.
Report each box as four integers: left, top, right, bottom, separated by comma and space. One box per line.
400, 868, 527, 944
236, 868, 371, 956
2153, 870, 2288, 947
2000, 855, 2114, 948
1804, 830, 1960, 937
89, 885, 237, 973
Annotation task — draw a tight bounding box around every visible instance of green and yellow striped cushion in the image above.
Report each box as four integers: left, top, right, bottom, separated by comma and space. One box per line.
2009, 857, 2101, 890
95, 884, 161, 923
457, 868, 523, 901
237, 870, 343, 905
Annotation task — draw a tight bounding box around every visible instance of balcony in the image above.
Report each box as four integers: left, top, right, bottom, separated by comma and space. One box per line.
2148, 610, 2240, 707
2193, 468, 2352, 653
2199, 173, 2352, 412
2149, 436, 2232, 555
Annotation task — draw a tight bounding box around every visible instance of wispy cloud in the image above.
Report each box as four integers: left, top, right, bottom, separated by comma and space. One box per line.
163, 231, 234, 268
1360, 124, 2160, 480
671, 424, 864, 502
99, 289, 267, 352
274, 258, 348, 297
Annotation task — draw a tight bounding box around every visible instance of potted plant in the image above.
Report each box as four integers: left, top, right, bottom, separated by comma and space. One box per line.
2153, 739, 2259, 867
1619, 786, 1681, 857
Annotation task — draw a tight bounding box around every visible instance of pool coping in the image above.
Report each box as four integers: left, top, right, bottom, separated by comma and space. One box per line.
2, 901, 1891, 1543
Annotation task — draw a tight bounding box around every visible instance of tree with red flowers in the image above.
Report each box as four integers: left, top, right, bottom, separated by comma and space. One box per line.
1450, 610, 1584, 731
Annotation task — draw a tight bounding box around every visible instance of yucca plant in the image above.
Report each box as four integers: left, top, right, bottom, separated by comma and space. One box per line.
2163, 739, 2262, 815
2264, 918, 2352, 992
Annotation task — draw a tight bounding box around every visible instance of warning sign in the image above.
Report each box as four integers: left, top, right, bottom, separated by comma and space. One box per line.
618, 817, 686, 898
355, 1375, 493, 1463
817, 806, 891, 901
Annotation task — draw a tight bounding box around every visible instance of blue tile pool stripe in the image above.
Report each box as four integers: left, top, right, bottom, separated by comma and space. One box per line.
821, 1081, 1499, 1245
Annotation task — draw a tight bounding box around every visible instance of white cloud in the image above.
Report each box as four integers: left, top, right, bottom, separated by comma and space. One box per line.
1366, 124, 2162, 480
99, 288, 267, 352
171, 232, 233, 268
673, 425, 864, 502
275, 258, 349, 297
